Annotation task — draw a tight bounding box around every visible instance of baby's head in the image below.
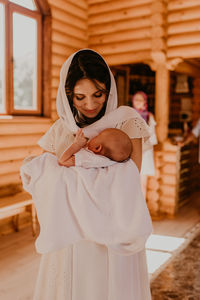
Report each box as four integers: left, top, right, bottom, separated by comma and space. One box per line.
87, 128, 132, 162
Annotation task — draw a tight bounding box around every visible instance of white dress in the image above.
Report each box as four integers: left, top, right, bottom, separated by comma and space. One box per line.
141, 114, 157, 176
33, 118, 152, 300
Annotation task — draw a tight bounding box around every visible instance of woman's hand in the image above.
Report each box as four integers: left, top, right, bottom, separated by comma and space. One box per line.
74, 129, 88, 148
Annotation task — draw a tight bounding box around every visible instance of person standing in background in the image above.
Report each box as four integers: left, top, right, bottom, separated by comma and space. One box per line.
132, 91, 158, 198
180, 118, 200, 163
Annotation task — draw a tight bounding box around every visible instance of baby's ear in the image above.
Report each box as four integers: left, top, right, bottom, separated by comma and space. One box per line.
93, 144, 102, 153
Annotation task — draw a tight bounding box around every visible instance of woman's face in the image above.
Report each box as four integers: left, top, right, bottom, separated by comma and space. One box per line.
133, 93, 146, 110
73, 78, 107, 118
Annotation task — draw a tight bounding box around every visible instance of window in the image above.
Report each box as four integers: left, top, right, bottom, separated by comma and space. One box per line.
0, 0, 42, 115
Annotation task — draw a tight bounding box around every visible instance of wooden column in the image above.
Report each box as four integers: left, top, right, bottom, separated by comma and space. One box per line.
155, 63, 170, 142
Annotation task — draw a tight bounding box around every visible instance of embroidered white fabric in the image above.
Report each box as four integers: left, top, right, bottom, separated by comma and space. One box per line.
37, 116, 150, 159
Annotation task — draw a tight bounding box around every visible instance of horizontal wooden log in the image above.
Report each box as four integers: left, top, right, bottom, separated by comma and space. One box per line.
160, 184, 177, 197
52, 31, 86, 51
51, 100, 57, 112
52, 65, 61, 78
52, 54, 70, 68
91, 39, 151, 55
48, 0, 87, 20
168, 0, 200, 11
67, 0, 87, 10
159, 200, 176, 216
52, 44, 73, 60
52, 77, 60, 89
52, 19, 87, 42
0, 122, 51, 135
0, 184, 22, 198
51, 111, 58, 122
154, 157, 162, 168
88, 0, 109, 4
147, 178, 160, 190
168, 20, 200, 35
0, 160, 24, 175
161, 163, 177, 175
154, 168, 161, 179
162, 152, 177, 163
0, 173, 21, 187
0, 116, 51, 124
162, 140, 178, 152
167, 44, 200, 59
0, 146, 42, 162
167, 32, 200, 47
89, 27, 151, 45
88, 5, 151, 25
51, 7, 87, 30
51, 88, 58, 99
159, 194, 176, 206
168, 7, 200, 23
0, 135, 42, 149
161, 174, 176, 185
102, 51, 151, 66
175, 62, 200, 77
89, 0, 152, 15
88, 17, 151, 36
146, 190, 159, 202
147, 201, 159, 214
52, 30, 86, 49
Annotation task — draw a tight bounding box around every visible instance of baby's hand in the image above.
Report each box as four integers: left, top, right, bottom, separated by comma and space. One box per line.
58, 155, 75, 167
74, 129, 88, 147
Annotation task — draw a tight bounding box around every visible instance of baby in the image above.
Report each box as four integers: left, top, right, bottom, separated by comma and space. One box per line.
58, 128, 133, 167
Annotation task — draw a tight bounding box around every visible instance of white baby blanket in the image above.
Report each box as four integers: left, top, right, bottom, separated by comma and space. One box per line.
21, 151, 152, 255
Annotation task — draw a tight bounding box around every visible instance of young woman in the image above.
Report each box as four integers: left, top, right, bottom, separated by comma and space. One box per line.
32, 50, 152, 300
132, 91, 157, 198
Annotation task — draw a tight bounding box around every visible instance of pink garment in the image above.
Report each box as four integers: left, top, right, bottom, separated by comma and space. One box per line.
132, 91, 149, 122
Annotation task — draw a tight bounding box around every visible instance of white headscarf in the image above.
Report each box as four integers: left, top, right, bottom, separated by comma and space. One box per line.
56, 49, 118, 133
38, 49, 150, 155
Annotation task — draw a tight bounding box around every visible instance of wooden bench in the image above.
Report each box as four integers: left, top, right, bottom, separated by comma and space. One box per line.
0, 191, 37, 236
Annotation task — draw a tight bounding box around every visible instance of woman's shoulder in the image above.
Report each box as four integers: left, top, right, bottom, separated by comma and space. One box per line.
119, 116, 150, 140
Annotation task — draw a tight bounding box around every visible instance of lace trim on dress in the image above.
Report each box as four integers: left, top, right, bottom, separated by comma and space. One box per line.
119, 117, 150, 140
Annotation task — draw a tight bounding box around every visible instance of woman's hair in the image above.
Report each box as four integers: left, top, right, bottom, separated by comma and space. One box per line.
65, 49, 111, 127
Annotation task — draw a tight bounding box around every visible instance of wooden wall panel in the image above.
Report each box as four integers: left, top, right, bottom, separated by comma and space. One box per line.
0, 118, 50, 188
167, 0, 200, 59
48, 0, 88, 121
88, 0, 153, 65
0, 1, 88, 199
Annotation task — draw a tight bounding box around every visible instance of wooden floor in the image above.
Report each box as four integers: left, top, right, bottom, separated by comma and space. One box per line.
0, 228, 40, 300
0, 193, 199, 300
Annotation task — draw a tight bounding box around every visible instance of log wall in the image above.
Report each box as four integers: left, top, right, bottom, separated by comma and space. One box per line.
48, 0, 88, 121
0, 0, 88, 194
0, 0, 88, 234
1, 0, 200, 232
167, 0, 200, 59
88, 0, 155, 65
